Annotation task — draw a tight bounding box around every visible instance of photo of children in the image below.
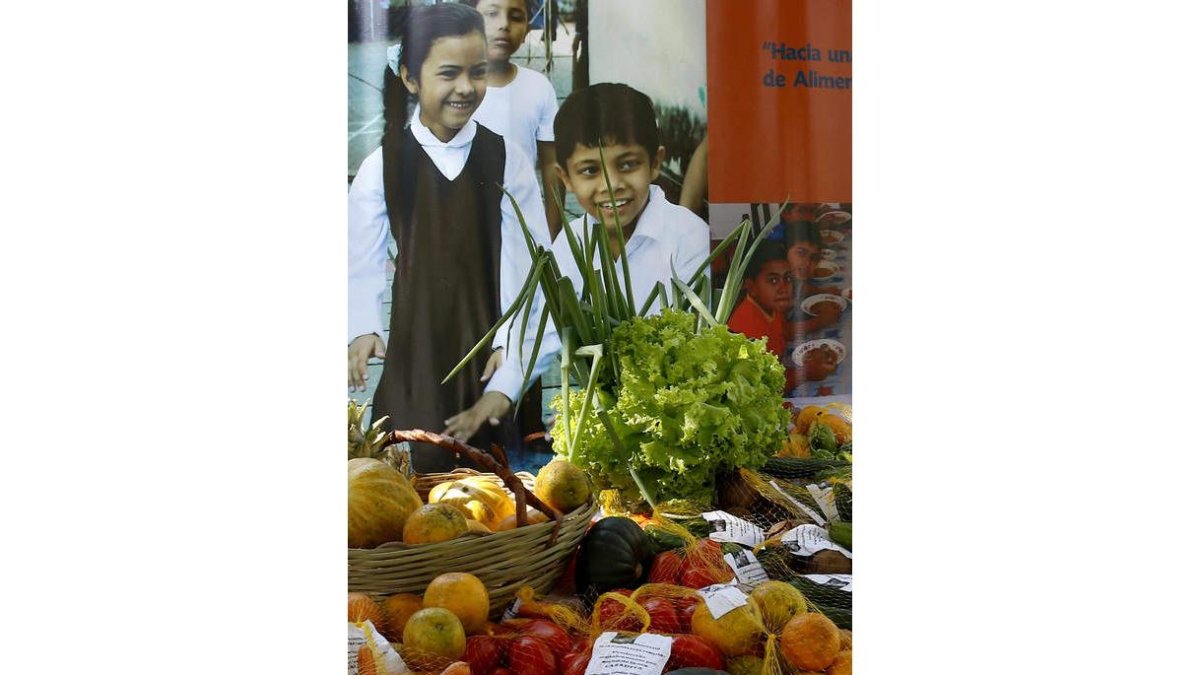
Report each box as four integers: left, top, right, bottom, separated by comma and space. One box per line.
711, 201, 853, 400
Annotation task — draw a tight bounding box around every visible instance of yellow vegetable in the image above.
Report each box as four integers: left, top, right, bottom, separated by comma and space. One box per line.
428, 477, 515, 531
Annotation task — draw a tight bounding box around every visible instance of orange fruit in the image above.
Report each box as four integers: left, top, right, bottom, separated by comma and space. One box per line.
690, 598, 765, 657
795, 406, 826, 434
380, 593, 424, 642
749, 580, 808, 633
402, 608, 466, 663
828, 650, 852, 675
403, 503, 468, 545
780, 613, 841, 671
819, 414, 852, 446
493, 507, 550, 531
533, 459, 592, 512
464, 519, 493, 535
423, 572, 490, 634
348, 592, 384, 627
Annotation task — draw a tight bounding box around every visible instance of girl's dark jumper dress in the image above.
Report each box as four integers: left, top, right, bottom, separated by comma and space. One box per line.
371, 123, 516, 472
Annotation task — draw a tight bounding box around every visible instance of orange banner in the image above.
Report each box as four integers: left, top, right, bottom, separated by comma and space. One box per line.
706, 0, 852, 203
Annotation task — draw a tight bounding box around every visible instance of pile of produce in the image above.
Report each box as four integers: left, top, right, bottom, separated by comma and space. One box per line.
347, 405, 593, 550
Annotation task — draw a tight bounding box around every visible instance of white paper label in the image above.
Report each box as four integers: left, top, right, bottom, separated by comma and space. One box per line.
584, 631, 673, 675
780, 524, 853, 559
347, 624, 368, 675
501, 596, 522, 622
806, 483, 840, 523
803, 574, 853, 593
723, 550, 769, 587
701, 510, 765, 547
697, 583, 750, 620
348, 621, 407, 675
769, 480, 827, 526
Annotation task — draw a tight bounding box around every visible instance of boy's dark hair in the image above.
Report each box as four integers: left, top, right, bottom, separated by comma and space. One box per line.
745, 241, 789, 280
382, 4, 486, 148
783, 220, 822, 249
553, 82, 661, 168
459, 0, 535, 16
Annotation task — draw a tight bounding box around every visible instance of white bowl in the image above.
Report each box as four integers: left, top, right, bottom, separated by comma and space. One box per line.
792, 339, 848, 368
799, 293, 848, 316
812, 261, 840, 280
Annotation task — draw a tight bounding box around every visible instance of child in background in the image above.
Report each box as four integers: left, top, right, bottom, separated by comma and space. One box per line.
727, 241, 805, 392
445, 82, 712, 441
347, 4, 549, 471
460, 0, 564, 238
784, 219, 843, 337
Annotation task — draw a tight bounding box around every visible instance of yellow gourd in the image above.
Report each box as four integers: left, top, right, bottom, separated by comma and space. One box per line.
428, 477, 515, 531
348, 458, 423, 549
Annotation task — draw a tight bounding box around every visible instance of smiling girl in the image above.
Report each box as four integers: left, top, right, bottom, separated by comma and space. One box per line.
347, 3, 549, 472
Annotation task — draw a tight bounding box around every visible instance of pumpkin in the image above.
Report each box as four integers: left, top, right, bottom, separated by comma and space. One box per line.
428, 477, 516, 531
574, 517, 655, 595
348, 458, 423, 549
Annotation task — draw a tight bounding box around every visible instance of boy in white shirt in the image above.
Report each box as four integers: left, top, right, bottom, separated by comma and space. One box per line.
462, 0, 564, 239
444, 83, 712, 442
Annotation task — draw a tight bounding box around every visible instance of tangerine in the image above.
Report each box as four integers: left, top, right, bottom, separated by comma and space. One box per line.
402, 608, 466, 664
403, 503, 469, 545
423, 572, 490, 634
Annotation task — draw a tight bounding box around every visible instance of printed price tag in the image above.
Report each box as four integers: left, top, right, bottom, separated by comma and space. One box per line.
724, 549, 769, 587
780, 524, 853, 559
805, 483, 840, 522
584, 631, 673, 675
702, 510, 765, 547
348, 624, 368, 675
769, 480, 827, 526
501, 596, 522, 622
803, 574, 853, 593
348, 621, 407, 675
697, 583, 750, 620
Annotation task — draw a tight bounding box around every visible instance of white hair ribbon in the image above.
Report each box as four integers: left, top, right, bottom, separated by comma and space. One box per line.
386, 43, 403, 77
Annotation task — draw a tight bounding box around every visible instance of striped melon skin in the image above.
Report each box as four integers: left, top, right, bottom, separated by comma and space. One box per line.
348, 458, 423, 548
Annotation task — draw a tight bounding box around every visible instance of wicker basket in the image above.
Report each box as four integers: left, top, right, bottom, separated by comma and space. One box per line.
348, 434, 597, 615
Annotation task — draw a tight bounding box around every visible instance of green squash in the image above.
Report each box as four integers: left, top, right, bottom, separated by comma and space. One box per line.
575, 516, 655, 595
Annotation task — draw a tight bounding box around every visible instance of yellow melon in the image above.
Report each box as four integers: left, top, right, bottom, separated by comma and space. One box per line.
348, 458, 423, 549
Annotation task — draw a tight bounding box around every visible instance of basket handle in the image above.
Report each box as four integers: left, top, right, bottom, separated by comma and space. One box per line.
382, 430, 564, 547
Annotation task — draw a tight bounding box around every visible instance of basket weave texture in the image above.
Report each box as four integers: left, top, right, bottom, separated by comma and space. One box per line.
348, 468, 596, 614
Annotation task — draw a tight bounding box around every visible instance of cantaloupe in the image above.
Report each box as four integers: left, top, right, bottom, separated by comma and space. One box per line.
349, 458, 422, 549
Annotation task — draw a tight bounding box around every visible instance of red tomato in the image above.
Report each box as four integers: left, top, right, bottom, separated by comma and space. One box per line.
676, 596, 700, 632
679, 566, 722, 589
666, 634, 726, 671
517, 620, 571, 658
487, 670, 513, 675
594, 591, 642, 632
463, 635, 506, 675
506, 636, 557, 675
570, 635, 592, 653
637, 596, 681, 634
648, 550, 685, 584
561, 648, 592, 675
